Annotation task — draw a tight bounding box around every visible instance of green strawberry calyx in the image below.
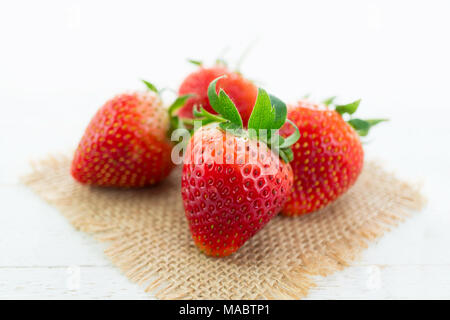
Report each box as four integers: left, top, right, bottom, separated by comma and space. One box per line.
326, 97, 388, 137
193, 76, 300, 163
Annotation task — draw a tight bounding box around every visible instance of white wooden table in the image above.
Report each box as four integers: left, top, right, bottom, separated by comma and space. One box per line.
1, 1, 449, 299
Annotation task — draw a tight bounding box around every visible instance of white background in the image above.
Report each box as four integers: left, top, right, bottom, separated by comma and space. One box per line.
1, 0, 449, 299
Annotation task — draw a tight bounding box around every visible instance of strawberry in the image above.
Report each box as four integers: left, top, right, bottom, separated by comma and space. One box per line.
181, 77, 299, 257
279, 98, 386, 216
71, 81, 190, 187
177, 63, 257, 126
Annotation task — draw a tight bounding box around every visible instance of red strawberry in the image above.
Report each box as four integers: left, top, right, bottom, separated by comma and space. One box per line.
279, 98, 386, 216
177, 64, 257, 126
71, 81, 190, 187
181, 77, 299, 257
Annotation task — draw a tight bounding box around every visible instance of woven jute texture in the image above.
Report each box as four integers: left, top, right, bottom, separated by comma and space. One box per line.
23, 155, 424, 299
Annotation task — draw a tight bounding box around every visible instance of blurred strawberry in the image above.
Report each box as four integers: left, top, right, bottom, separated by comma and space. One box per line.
280, 98, 386, 216
71, 81, 190, 187
177, 62, 257, 126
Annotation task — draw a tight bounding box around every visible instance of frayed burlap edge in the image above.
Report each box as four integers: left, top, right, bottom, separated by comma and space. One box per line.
22, 155, 425, 299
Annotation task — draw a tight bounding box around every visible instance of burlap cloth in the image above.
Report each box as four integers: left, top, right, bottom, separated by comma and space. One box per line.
22, 155, 424, 299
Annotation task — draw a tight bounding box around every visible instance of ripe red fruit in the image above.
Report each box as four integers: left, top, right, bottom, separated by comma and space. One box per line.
182, 124, 293, 257
71, 89, 175, 187
181, 77, 299, 257
177, 65, 257, 126
279, 99, 386, 216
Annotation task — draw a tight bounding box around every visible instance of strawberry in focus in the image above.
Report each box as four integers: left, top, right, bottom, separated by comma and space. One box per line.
177, 64, 257, 126
181, 77, 299, 257
279, 98, 386, 216
71, 82, 189, 187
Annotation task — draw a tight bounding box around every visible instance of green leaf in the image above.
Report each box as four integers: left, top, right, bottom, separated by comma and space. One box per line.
202, 76, 296, 163
366, 118, 389, 126
348, 118, 370, 130
275, 135, 285, 146
269, 94, 287, 129
188, 59, 203, 66
248, 89, 287, 137
193, 106, 227, 123
335, 99, 361, 116
207, 76, 243, 128
168, 94, 193, 116
248, 88, 273, 132
192, 105, 203, 118
167, 94, 196, 136
278, 148, 293, 163
348, 118, 388, 137
207, 77, 221, 110
142, 80, 158, 93
184, 116, 214, 127
323, 96, 336, 106
348, 118, 370, 136
279, 119, 300, 149
219, 122, 243, 133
